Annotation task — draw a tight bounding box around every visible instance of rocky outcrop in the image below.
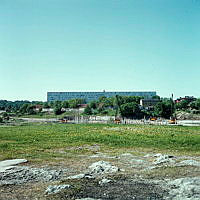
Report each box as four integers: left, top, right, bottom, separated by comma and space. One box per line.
67, 161, 119, 180
166, 177, 200, 200
0, 159, 27, 173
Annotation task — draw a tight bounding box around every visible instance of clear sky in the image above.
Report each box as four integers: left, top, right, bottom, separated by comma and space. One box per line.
0, 0, 199, 101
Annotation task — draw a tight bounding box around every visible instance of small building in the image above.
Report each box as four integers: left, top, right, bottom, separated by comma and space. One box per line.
140, 99, 160, 108
42, 108, 54, 113
175, 96, 196, 103
34, 104, 43, 112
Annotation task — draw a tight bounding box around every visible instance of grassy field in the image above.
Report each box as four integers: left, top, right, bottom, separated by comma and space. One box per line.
0, 123, 200, 162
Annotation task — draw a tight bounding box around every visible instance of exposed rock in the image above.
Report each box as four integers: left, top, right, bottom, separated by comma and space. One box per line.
120, 153, 147, 166
120, 153, 135, 157
88, 161, 119, 176
144, 166, 157, 171
176, 111, 200, 120
153, 153, 163, 157
153, 154, 175, 165
76, 198, 101, 200
67, 161, 119, 180
0, 159, 27, 173
144, 154, 152, 158
99, 178, 111, 185
0, 166, 63, 185
90, 153, 117, 159
166, 177, 200, 200
45, 184, 71, 194
177, 160, 200, 167
67, 173, 85, 180
130, 159, 146, 164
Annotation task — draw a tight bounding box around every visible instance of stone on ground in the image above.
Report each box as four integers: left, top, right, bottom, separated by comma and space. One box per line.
0, 159, 27, 172
45, 184, 71, 194
99, 178, 111, 185
88, 161, 119, 176
153, 154, 175, 165
67, 173, 85, 180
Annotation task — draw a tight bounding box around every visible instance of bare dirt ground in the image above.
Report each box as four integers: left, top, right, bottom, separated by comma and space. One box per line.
0, 146, 200, 200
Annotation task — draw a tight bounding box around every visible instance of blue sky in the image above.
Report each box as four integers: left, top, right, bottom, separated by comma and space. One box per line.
0, 0, 199, 101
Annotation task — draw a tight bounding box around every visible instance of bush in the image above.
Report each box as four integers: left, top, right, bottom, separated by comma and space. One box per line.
120, 102, 141, 118
2, 112, 9, 120
192, 110, 200, 114
2, 112, 8, 118
83, 106, 92, 115
54, 106, 63, 115
154, 100, 174, 119
0, 117, 3, 123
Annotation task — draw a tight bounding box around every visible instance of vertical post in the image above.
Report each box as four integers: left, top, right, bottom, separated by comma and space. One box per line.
171, 93, 174, 119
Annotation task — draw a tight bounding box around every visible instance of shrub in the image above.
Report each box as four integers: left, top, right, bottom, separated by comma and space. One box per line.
0, 117, 3, 123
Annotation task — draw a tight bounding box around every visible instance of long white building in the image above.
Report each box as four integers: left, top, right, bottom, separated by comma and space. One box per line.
47, 91, 157, 102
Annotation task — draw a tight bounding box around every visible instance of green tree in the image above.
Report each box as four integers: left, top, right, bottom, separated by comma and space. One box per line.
2, 112, 8, 118
83, 105, 93, 115
195, 99, 200, 110
43, 102, 50, 108
68, 99, 85, 108
54, 106, 62, 115
176, 100, 189, 110
62, 101, 69, 108
19, 104, 29, 114
54, 101, 62, 108
154, 100, 174, 119
26, 105, 36, 115
49, 101, 55, 108
123, 96, 142, 104
120, 102, 141, 118
152, 95, 161, 100
89, 101, 97, 109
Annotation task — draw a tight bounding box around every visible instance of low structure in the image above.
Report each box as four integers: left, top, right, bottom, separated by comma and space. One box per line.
140, 99, 160, 108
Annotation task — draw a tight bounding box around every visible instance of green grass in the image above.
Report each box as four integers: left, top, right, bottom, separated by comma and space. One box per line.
0, 123, 200, 161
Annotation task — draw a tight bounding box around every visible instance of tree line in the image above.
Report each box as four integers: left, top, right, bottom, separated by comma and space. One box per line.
0, 96, 200, 121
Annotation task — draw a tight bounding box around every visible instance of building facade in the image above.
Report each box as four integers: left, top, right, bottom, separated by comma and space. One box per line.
47, 91, 157, 102
140, 99, 160, 108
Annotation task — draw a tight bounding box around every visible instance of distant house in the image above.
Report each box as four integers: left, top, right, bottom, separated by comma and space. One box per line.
42, 108, 54, 113
175, 96, 196, 104
78, 104, 88, 112
140, 99, 160, 108
77, 104, 87, 108
34, 104, 43, 112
